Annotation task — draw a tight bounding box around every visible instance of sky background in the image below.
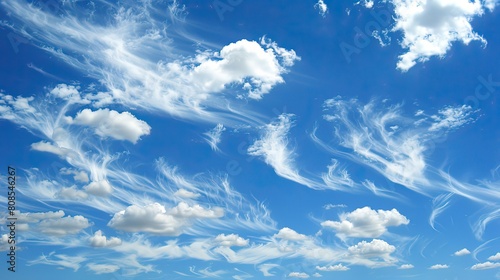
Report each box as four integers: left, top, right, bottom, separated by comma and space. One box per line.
0, 0, 499, 279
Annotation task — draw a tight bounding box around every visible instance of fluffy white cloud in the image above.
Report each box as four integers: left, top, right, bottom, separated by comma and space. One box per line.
289, 272, 310, 278
89, 230, 122, 247
215, 234, 249, 247
57, 186, 89, 200
488, 253, 500, 261
348, 239, 396, 257
274, 227, 307, 241
50, 84, 89, 104
315, 0, 328, 17
391, 0, 489, 71
471, 261, 500, 270
321, 207, 409, 239
399, 264, 414, 269
38, 215, 91, 236
174, 189, 201, 199
84, 180, 113, 196
429, 264, 449, 269
60, 168, 89, 183
454, 248, 471, 256
316, 264, 350, 271
31, 141, 74, 158
312, 273, 322, 278
71, 108, 151, 143
87, 263, 120, 274
108, 202, 224, 235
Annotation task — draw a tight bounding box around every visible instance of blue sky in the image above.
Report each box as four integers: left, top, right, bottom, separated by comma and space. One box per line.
0, 0, 499, 279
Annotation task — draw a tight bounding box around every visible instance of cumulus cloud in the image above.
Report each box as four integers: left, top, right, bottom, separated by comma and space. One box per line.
108, 202, 224, 235
316, 264, 349, 271
471, 261, 500, 270
71, 109, 151, 143
60, 168, 89, 183
84, 180, 113, 196
215, 234, 249, 247
488, 253, 500, 261
87, 263, 120, 274
315, 0, 328, 17
57, 186, 89, 200
31, 141, 74, 158
348, 239, 396, 257
6, 210, 90, 236
399, 264, 414, 269
289, 272, 310, 278
454, 248, 471, 256
391, 0, 489, 71
321, 207, 409, 239
89, 230, 122, 247
274, 227, 308, 241
174, 189, 201, 199
429, 264, 449, 269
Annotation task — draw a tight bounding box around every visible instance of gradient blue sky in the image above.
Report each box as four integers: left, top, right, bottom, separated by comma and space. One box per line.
1, 0, 500, 279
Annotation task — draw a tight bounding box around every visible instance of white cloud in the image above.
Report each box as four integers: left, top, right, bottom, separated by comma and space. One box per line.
321, 207, 409, 239
108, 202, 224, 235
174, 189, 201, 199
429, 105, 477, 132
71, 109, 151, 143
454, 248, 471, 256
312, 273, 322, 277
204, 123, 225, 151
391, 0, 488, 71
348, 239, 396, 257
399, 264, 414, 269
488, 253, 500, 261
316, 264, 350, 271
274, 227, 307, 241
215, 234, 249, 247
315, 0, 328, 17
429, 264, 449, 270
38, 215, 91, 236
28, 253, 87, 272
84, 180, 113, 196
248, 114, 315, 188
31, 141, 74, 158
289, 272, 310, 278
89, 230, 122, 247
50, 84, 88, 104
471, 261, 500, 270
323, 204, 347, 210
60, 168, 89, 183
87, 263, 120, 274
57, 186, 89, 200
258, 264, 279, 276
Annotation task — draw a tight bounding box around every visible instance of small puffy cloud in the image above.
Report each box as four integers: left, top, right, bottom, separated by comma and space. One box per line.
37, 215, 91, 236
274, 227, 307, 241
312, 273, 322, 277
392, 0, 488, 71
87, 263, 120, 274
471, 261, 500, 270
108, 202, 224, 235
84, 180, 113, 196
488, 253, 500, 261
174, 189, 201, 199
89, 230, 122, 247
348, 239, 396, 257
315, 0, 328, 17
71, 108, 151, 143
316, 264, 349, 271
454, 248, 471, 256
289, 272, 310, 278
57, 186, 89, 200
0, 234, 9, 251
323, 204, 347, 210
215, 234, 249, 247
429, 264, 449, 270
31, 141, 73, 158
60, 168, 89, 183
49, 84, 88, 104
399, 264, 414, 269
321, 207, 409, 239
